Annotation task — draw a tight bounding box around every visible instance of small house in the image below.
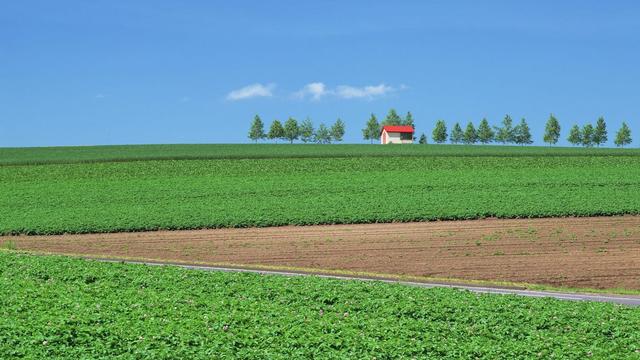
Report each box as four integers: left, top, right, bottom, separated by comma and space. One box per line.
380, 125, 414, 144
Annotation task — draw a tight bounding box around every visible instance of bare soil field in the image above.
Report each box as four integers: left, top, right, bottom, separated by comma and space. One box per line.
5, 216, 640, 290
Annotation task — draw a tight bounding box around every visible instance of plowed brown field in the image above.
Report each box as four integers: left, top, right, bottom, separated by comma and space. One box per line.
5, 216, 640, 290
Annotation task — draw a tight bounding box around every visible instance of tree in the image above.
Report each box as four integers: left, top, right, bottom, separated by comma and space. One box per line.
248, 115, 266, 143
362, 113, 381, 144
450, 122, 464, 144
543, 114, 561, 146
314, 123, 332, 144
299, 117, 314, 143
418, 133, 427, 144
382, 108, 403, 126
495, 115, 515, 144
268, 120, 284, 143
582, 124, 595, 147
614, 122, 632, 148
477, 118, 494, 144
432, 120, 448, 144
331, 118, 346, 142
593, 116, 608, 147
404, 112, 415, 128
463, 122, 478, 144
513, 118, 533, 145
283, 117, 300, 144
567, 125, 582, 146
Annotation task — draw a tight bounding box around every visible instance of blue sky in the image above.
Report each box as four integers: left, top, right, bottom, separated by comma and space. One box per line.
1, 1, 639, 147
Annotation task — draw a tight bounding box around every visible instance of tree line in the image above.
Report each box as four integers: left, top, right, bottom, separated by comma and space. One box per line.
249, 115, 345, 144
249, 110, 634, 147
366, 111, 633, 147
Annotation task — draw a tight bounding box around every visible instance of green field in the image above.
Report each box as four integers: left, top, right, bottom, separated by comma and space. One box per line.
0, 251, 638, 359
2, 144, 640, 235
2, 143, 640, 165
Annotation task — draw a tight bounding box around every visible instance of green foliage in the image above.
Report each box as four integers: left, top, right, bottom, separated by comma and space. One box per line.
463, 122, 478, 144
330, 119, 345, 142
418, 133, 427, 144
614, 122, 632, 148
514, 118, 533, 145
1, 252, 639, 359
543, 114, 561, 145
593, 117, 608, 147
495, 115, 515, 144
477, 118, 494, 144
568, 125, 582, 146
268, 120, 285, 142
248, 115, 266, 143
362, 114, 380, 144
432, 120, 448, 144
283, 117, 300, 144
450, 123, 464, 144
382, 108, 402, 126
403, 111, 414, 128
582, 124, 595, 147
2, 149, 640, 235
2, 144, 639, 166
299, 118, 314, 143
314, 124, 331, 144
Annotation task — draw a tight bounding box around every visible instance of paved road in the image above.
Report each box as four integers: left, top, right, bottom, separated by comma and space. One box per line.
98, 259, 640, 307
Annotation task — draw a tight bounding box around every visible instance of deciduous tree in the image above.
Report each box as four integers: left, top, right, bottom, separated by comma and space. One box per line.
582, 124, 595, 147
614, 122, 632, 148
514, 118, 533, 145
477, 118, 494, 144
418, 133, 427, 144
567, 125, 582, 146
450, 123, 463, 144
362, 113, 380, 144
543, 114, 561, 146
404, 111, 414, 128
283, 117, 300, 144
248, 115, 266, 143
432, 120, 448, 144
299, 117, 314, 143
593, 116, 608, 147
463, 122, 478, 144
331, 118, 346, 142
314, 123, 332, 144
495, 115, 515, 144
268, 120, 284, 143
382, 108, 403, 126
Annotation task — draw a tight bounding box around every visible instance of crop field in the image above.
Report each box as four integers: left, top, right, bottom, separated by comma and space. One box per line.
2, 145, 640, 235
1, 251, 638, 359
2, 143, 640, 165
10, 216, 640, 291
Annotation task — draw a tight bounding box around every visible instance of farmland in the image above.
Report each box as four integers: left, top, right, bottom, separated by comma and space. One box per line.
10, 216, 640, 291
1, 251, 639, 359
2, 143, 640, 166
2, 145, 640, 235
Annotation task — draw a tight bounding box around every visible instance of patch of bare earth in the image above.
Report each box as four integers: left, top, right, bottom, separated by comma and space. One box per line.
5, 216, 640, 290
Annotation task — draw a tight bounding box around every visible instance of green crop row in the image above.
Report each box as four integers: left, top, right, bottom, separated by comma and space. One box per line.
2, 143, 640, 166
0, 252, 638, 359
2, 156, 640, 235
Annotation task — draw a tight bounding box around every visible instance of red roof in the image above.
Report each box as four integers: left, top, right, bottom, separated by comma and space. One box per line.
381, 125, 414, 134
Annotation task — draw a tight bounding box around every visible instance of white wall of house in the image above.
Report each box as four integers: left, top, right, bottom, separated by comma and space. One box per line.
381, 130, 413, 144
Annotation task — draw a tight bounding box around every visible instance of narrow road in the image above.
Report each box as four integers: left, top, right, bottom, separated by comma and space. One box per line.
97, 259, 640, 307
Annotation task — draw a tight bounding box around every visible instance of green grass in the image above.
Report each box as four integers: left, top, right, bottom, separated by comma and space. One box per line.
2, 145, 640, 235
0, 252, 638, 359
2, 143, 640, 165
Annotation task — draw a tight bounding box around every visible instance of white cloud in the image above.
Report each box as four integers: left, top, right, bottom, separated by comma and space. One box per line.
335, 84, 395, 99
226, 83, 275, 101
94, 94, 105, 99
294, 82, 328, 100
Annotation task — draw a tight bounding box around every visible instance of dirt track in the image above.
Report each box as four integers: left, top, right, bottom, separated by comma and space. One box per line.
5, 216, 640, 290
